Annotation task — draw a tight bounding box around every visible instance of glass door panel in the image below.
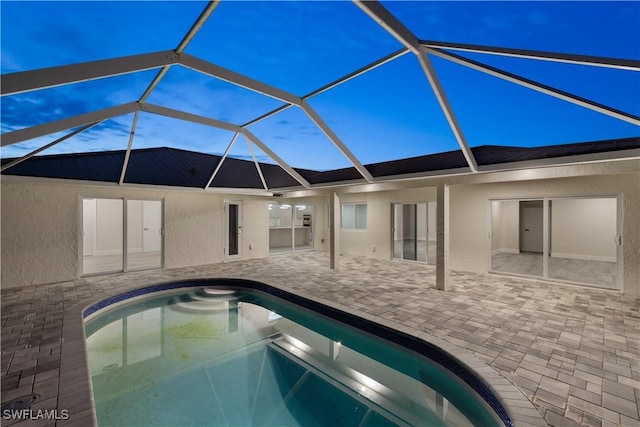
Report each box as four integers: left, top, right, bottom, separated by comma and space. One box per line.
403, 204, 417, 261
393, 204, 403, 260
548, 198, 618, 289
426, 202, 436, 266
490, 200, 543, 277
269, 203, 293, 254
82, 198, 123, 275
293, 205, 314, 252
127, 200, 162, 270
392, 203, 428, 263
225, 201, 242, 259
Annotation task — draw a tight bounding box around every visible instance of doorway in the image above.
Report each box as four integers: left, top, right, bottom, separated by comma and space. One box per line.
490, 197, 620, 289
520, 201, 543, 253
82, 198, 163, 275
268, 203, 315, 254
392, 203, 435, 264
127, 200, 163, 271
224, 200, 242, 260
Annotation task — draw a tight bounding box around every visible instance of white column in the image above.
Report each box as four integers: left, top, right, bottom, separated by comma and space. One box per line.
330, 192, 340, 270
436, 184, 450, 290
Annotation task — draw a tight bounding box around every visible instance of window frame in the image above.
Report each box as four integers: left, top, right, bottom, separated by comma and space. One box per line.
341, 202, 367, 230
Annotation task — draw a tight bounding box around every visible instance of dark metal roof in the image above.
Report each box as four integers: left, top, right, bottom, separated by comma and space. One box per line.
2, 137, 638, 190
472, 137, 640, 165
1, 150, 126, 183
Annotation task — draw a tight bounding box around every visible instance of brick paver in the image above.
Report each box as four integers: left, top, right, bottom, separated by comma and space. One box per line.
1, 252, 638, 426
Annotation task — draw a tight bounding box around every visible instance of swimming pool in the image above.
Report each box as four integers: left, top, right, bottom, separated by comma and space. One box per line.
84, 279, 512, 426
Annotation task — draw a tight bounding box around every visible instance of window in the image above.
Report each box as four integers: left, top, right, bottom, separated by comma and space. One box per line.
342, 203, 367, 230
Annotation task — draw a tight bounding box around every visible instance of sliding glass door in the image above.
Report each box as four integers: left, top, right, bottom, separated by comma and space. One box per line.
127, 200, 163, 271
82, 198, 124, 274
490, 197, 620, 289
547, 198, 618, 287
82, 198, 163, 275
293, 205, 314, 252
490, 200, 544, 277
269, 203, 315, 254
392, 203, 435, 264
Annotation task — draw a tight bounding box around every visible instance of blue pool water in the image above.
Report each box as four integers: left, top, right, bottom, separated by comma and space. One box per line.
84, 281, 510, 426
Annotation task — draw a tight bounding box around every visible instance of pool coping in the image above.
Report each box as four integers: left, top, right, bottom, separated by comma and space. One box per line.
59, 277, 547, 427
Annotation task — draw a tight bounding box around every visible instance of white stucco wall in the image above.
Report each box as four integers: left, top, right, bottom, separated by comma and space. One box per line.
2, 183, 79, 287
0, 181, 272, 289
2, 170, 638, 295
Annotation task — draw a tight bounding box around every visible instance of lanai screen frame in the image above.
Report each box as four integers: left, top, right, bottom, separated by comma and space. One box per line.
1, 0, 639, 192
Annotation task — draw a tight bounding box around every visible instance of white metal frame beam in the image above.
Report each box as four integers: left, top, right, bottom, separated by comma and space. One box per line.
416, 47, 478, 171
1, 103, 139, 146
139, 1, 221, 102
353, 0, 420, 54
242, 129, 311, 188
1, 43, 377, 182
354, 0, 478, 172
180, 54, 302, 105
303, 48, 410, 99
246, 138, 269, 191
242, 48, 410, 128
140, 105, 307, 189
204, 132, 240, 189
179, 55, 375, 182
118, 111, 140, 185
140, 103, 241, 132
1, 51, 179, 96
299, 101, 374, 182
0, 122, 101, 172
428, 48, 640, 126
421, 40, 640, 72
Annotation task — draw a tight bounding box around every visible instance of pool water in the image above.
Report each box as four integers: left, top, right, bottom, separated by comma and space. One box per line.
85, 287, 505, 426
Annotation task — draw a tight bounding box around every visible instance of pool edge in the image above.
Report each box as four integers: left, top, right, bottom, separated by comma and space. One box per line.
61, 277, 547, 427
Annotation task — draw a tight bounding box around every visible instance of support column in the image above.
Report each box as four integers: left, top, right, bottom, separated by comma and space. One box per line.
436, 184, 450, 290
330, 192, 340, 270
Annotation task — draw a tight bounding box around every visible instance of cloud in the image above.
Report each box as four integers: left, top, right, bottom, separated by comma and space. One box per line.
226, 153, 271, 163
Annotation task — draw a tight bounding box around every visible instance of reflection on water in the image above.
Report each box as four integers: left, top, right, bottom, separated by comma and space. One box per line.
86, 289, 500, 427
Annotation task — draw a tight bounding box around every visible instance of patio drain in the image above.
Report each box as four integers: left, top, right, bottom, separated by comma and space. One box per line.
0, 393, 40, 412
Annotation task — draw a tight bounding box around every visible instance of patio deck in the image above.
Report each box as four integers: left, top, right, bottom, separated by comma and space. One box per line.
1, 252, 639, 426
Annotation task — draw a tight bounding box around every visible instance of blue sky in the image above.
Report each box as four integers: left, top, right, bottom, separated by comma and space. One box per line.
1, 1, 639, 171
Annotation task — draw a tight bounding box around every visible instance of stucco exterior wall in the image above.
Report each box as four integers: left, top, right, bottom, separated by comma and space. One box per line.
2, 170, 638, 295
1, 183, 79, 288
0, 181, 272, 289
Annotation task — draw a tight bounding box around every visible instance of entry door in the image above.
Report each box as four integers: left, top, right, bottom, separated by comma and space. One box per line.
142, 201, 162, 253
225, 201, 242, 260
520, 201, 543, 253
392, 203, 427, 263
82, 199, 96, 256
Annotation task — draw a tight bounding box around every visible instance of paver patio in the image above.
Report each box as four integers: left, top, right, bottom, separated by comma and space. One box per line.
1, 252, 639, 426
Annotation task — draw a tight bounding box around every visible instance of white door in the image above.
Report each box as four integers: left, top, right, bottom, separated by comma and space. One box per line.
520, 201, 543, 253
142, 201, 162, 253
224, 201, 242, 260
82, 199, 96, 256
